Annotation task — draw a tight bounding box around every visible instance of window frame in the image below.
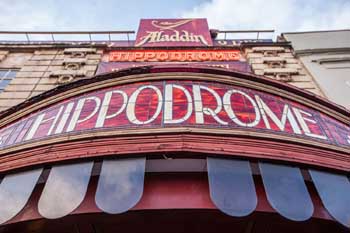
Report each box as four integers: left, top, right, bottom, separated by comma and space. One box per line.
0, 69, 18, 92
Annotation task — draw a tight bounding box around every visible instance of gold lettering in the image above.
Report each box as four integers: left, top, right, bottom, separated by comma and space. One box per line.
186, 52, 195, 61
134, 52, 144, 61
135, 29, 210, 46
157, 52, 168, 61
135, 31, 159, 46
110, 50, 241, 62
194, 34, 209, 46
198, 52, 210, 61
170, 52, 183, 61
227, 52, 240, 60
213, 52, 225, 61
145, 52, 156, 61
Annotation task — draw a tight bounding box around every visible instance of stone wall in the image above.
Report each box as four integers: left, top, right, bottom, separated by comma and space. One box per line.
0, 47, 103, 111
243, 46, 325, 97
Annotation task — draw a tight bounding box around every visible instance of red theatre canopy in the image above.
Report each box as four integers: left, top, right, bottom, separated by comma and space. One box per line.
0, 80, 349, 150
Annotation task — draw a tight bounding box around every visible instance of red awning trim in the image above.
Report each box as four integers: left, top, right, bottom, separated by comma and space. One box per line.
0, 158, 348, 228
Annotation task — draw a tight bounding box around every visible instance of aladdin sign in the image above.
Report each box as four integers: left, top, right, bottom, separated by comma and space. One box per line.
135, 19, 213, 47
0, 80, 349, 149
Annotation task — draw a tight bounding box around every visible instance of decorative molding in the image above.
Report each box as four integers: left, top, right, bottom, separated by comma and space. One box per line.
49, 70, 86, 84
252, 46, 286, 52
0, 131, 348, 174
0, 50, 9, 62
311, 56, 350, 64
62, 58, 87, 70
63, 48, 97, 58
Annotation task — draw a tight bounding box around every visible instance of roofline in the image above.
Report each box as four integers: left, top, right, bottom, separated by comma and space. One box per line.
282, 29, 350, 36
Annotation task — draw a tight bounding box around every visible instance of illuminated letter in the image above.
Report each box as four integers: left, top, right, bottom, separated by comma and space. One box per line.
145, 52, 156, 61
193, 85, 227, 125
25, 105, 64, 140
135, 32, 158, 47
0, 125, 18, 146
227, 52, 240, 60
96, 90, 128, 128
213, 52, 225, 61
126, 85, 163, 125
185, 52, 195, 61
170, 52, 183, 61
198, 52, 210, 61
164, 84, 192, 124
255, 95, 301, 134
66, 96, 101, 132
223, 90, 260, 127
134, 52, 144, 61
292, 108, 327, 140
158, 52, 169, 61
195, 35, 209, 46
55, 102, 74, 134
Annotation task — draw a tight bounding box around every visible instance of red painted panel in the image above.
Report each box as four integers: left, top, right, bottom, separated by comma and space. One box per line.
6, 173, 332, 226
135, 19, 213, 47
0, 80, 349, 153
96, 61, 252, 74
109, 50, 241, 62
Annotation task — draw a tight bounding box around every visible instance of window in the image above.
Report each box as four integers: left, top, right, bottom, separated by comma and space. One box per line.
0, 69, 17, 93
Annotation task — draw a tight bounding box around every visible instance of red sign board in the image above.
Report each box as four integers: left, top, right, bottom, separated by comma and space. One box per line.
96, 61, 252, 74
109, 50, 240, 62
0, 80, 349, 150
135, 19, 213, 47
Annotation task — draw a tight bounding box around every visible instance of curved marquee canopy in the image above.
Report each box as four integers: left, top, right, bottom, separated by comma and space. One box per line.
0, 66, 348, 229
0, 66, 348, 173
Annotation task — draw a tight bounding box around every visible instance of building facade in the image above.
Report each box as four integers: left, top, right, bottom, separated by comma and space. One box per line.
282, 30, 350, 110
0, 19, 349, 233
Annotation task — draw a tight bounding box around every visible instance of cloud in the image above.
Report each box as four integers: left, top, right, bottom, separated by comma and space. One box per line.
0, 1, 56, 30
0, 0, 105, 30
0, 0, 206, 31
180, 0, 350, 35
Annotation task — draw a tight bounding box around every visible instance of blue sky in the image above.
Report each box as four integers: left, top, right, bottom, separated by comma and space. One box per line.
0, 0, 349, 36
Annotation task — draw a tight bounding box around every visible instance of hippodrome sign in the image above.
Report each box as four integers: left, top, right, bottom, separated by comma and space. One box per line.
96, 61, 252, 74
135, 19, 213, 47
109, 50, 241, 62
0, 80, 349, 149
